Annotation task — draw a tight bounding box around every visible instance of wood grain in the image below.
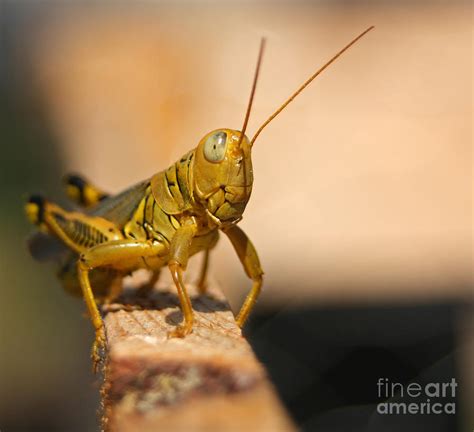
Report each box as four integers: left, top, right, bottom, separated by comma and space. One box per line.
100, 281, 295, 432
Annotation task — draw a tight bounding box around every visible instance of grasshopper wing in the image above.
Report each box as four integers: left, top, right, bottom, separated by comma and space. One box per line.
89, 179, 150, 228
27, 231, 68, 262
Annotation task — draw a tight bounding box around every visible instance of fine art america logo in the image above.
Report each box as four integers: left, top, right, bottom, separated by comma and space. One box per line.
376, 378, 457, 415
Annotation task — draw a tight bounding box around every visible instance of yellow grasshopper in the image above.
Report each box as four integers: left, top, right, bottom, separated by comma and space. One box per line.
25, 27, 374, 371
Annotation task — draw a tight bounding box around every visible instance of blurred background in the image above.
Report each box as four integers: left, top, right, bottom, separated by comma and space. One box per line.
0, 0, 471, 431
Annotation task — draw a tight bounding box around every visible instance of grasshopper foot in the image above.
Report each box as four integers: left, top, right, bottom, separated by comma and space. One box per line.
91, 327, 106, 373
167, 323, 193, 339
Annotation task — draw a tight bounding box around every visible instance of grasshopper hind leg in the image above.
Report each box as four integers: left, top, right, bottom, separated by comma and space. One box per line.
25, 194, 127, 372
25, 194, 123, 255
77, 239, 166, 371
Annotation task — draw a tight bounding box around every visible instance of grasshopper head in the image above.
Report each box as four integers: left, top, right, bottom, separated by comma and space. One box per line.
190, 27, 375, 225
193, 128, 253, 223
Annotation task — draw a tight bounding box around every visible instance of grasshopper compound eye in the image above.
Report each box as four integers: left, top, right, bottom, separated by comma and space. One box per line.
204, 131, 228, 163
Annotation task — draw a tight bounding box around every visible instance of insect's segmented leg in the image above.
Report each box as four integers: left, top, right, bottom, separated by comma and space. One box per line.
196, 249, 210, 294
25, 195, 122, 256
168, 220, 198, 338
26, 196, 87, 254
63, 173, 109, 208
223, 225, 264, 327
77, 239, 166, 372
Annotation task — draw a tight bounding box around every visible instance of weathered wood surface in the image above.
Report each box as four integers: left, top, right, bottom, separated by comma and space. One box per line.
100, 280, 295, 432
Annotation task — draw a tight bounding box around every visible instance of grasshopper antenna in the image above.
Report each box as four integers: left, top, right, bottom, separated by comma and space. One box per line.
251, 25, 374, 146
237, 37, 266, 147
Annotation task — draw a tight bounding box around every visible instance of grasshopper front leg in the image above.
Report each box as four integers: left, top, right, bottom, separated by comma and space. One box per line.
77, 239, 166, 372
223, 225, 264, 327
167, 220, 198, 338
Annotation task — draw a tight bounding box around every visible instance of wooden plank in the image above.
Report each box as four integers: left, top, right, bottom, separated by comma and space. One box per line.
100, 280, 296, 432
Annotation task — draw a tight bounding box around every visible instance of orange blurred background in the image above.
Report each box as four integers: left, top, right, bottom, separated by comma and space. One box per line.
29, 2, 471, 306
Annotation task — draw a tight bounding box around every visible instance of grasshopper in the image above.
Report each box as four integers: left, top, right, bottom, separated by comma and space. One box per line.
25, 27, 374, 371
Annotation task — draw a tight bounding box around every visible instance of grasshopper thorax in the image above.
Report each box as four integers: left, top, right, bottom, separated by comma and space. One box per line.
193, 128, 253, 224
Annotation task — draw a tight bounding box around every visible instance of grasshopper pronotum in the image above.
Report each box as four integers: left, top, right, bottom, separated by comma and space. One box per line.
25, 26, 374, 371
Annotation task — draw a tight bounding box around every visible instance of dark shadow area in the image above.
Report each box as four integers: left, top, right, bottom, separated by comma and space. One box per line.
102, 286, 230, 327
245, 300, 465, 432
